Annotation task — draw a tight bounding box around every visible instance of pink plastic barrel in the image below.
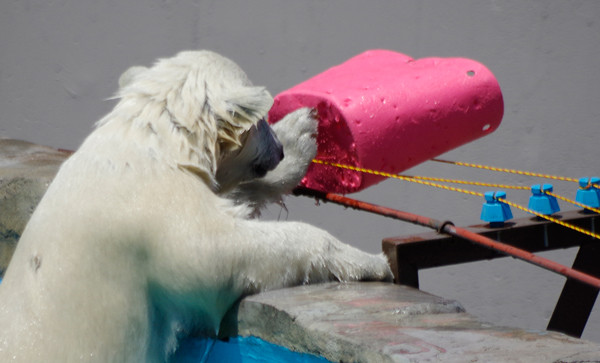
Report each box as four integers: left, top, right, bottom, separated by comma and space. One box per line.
268, 49, 504, 194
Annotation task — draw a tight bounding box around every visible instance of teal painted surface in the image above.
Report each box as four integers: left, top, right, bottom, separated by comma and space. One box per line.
172, 336, 331, 363
0, 279, 328, 362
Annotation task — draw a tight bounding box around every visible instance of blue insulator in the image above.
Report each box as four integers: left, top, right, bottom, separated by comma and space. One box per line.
575, 177, 600, 212
481, 191, 513, 227
528, 184, 560, 215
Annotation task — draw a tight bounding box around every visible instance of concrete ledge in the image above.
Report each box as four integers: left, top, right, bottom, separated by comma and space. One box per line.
236, 282, 600, 362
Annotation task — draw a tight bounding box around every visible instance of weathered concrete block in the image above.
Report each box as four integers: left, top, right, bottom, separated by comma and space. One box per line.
0, 139, 71, 275
236, 282, 600, 362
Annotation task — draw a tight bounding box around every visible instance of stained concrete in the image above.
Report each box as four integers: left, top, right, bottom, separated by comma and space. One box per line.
1, 139, 599, 362
0, 139, 71, 275
237, 282, 600, 362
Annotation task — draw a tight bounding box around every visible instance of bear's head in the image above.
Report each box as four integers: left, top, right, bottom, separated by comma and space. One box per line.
110, 50, 283, 191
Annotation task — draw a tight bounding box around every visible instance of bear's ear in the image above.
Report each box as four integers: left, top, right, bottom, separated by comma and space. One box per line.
217, 86, 274, 149
118, 66, 149, 89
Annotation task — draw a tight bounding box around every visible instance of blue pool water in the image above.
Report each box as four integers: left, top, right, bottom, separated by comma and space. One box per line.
173, 336, 330, 363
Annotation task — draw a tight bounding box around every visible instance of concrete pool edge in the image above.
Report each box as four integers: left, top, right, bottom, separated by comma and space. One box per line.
234, 282, 600, 362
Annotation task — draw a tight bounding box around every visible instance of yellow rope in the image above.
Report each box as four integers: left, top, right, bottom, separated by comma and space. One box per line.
498, 197, 600, 239
403, 175, 530, 190
311, 159, 485, 197
427, 158, 600, 212
312, 159, 600, 240
431, 158, 580, 183
545, 191, 600, 214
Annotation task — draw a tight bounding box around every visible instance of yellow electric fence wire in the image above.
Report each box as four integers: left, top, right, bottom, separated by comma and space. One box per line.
546, 191, 600, 215
497, 197, 600, 240
408, 177, 600, 213
311, 159, 600, 240
431, 158, 600, 211
311, 159, 485, 197
431, 158, 580, 183
403, 175, 530, 190
413, 177, 600, 213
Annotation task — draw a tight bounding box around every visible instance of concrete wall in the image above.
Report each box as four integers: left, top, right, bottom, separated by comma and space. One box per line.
1, 0, 599, 341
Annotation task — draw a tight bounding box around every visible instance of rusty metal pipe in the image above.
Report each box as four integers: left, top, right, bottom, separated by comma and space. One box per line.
293, 187, 600, 289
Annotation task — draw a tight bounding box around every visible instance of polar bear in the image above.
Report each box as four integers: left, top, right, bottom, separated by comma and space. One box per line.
0, 50, 392, 362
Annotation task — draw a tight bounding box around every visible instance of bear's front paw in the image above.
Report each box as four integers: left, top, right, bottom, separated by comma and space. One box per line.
271, 107, 318, 173
319, 238, 394, 283
339, 254, 394, 283
361, 254, 394, 282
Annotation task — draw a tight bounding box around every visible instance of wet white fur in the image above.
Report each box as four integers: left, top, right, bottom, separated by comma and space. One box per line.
0, 51, 392, 362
